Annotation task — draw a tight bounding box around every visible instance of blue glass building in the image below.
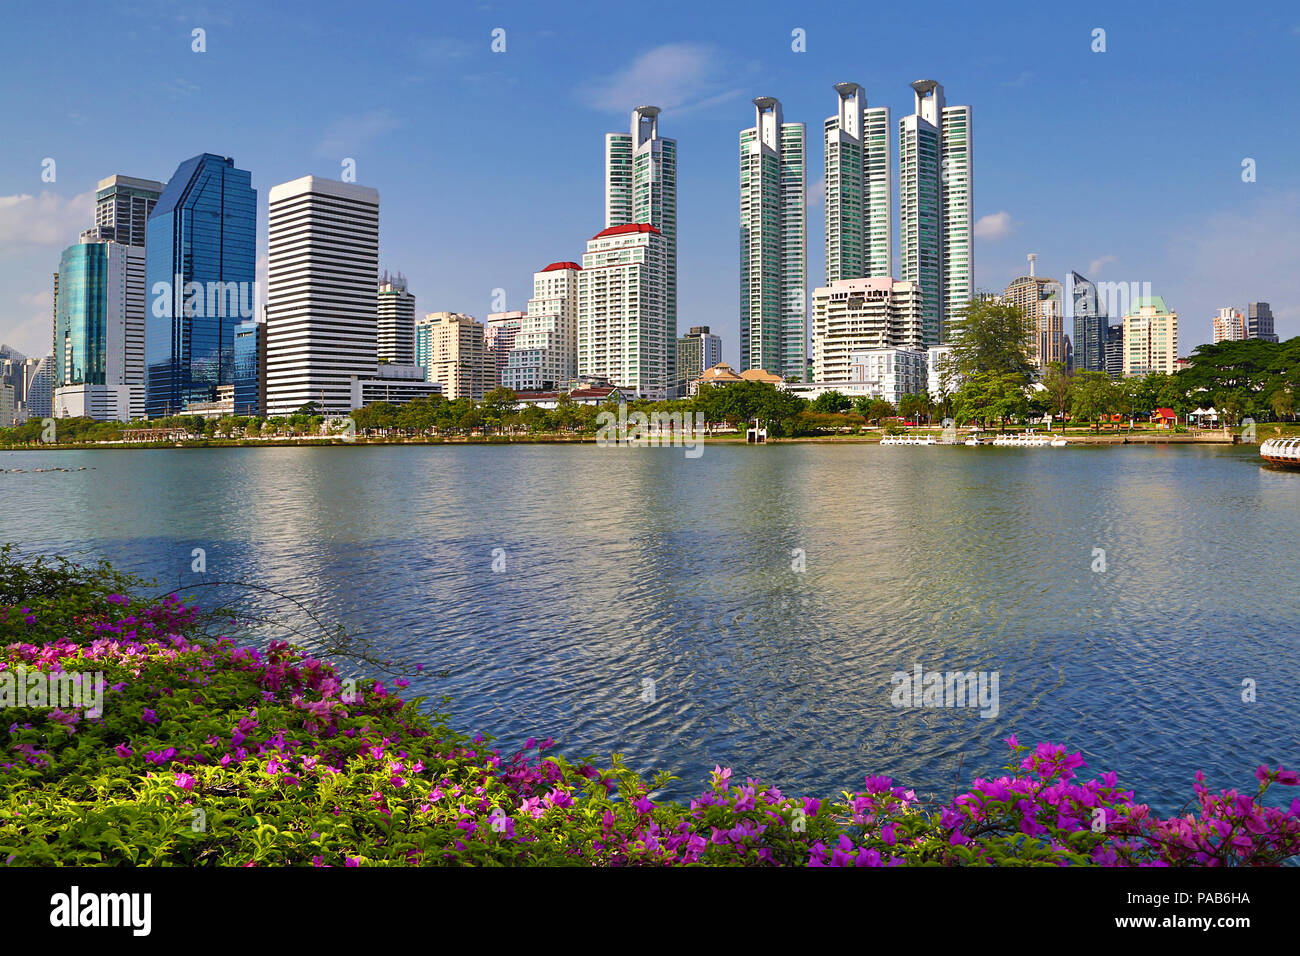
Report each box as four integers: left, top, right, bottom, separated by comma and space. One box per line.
233, 319, 265, 416
55, 243, 110, 387
145, 154, 256, 418
1068, 270, 1110, 374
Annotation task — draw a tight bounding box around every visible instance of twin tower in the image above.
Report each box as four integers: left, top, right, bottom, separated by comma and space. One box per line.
741, 81, 973, 380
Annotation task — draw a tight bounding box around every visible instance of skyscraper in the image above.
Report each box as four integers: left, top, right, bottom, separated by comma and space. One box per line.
145, 154, 256, 417
811, 277, 923, 383
505, 262, 581, 392
577, 223, 669, 396
416, 312, 488, 400
22, 356, 54, 420
1067, 271, 1110, 373
1212, 307, 1246, 344
484, 311, 525, 388
824, 82, 892, 284
266, 176, 380, 416
52, 237, 146, 421
1122, 297, 1179, 377
1002, 267, 1065, 377
899, 80, 972, 347
740, 97, 806, 378
1248, 302, 1277, 343
377, 271, 415, 366
605, 107, 676, 386
82, 175, 163, 246
677, 326, 724, 392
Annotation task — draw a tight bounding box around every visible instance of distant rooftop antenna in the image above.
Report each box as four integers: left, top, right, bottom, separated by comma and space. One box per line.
1027, 253, 1038, 278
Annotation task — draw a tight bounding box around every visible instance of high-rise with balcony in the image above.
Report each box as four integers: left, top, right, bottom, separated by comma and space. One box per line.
605, 107, 676, 386
578, 223, 669, 397
505, 263, 581, 392
899, 81, 972, 347
484, 311, 525, 388
1122, 297, 1179, 377
740, 97, 806, 379
145, 154, 256, 417
811, 277, 923, 383
265, 176, 380, 416
1212, 307, 1246, 344
824, 83, 892, 284
377, 271, 415, 366
1002, 267, 1065, 377
415, 312, 488, 400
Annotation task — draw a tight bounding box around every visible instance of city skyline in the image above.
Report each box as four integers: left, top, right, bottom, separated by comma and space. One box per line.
1, 2, 1297, 368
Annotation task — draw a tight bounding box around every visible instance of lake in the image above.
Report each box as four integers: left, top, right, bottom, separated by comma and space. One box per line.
2, 442, 1297, 810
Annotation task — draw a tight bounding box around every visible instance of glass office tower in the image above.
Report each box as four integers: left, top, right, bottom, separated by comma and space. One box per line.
55, 243, 110, 388
233, 319, 265, 416
145, 154, 256, 418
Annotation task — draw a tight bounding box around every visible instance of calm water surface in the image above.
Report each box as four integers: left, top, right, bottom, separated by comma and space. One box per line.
1, 443, 1297, 809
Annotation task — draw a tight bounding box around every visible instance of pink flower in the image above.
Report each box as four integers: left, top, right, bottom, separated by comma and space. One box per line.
174, 772, 195, 791
545, 789, 574, 810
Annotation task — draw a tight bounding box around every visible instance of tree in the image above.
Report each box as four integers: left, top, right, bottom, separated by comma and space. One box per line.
811, 390, 851, 414
482, 388, 518, 434
457, 406, 483, 432
947, 298, 1036, 379
1270, 388, 1295, 421
953, 372, 1029, 431
1070, 371, 1120, 431
898, 393, 930, 423
1041, 362, 1072, 429
863, 399, 895, 425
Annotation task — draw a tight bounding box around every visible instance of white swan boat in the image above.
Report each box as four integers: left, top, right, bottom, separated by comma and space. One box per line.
880, 434, 936, 445
991, 431, 1051, 447
1260, 437, 1300, 468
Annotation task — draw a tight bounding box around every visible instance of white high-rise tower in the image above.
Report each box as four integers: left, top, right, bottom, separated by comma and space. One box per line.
377, 271, 415, 366
266, 176, 380, 416
605, 106, 676, 387
740, 97, 806, 379
825, 82, 892, 284
899, 80, 972, 346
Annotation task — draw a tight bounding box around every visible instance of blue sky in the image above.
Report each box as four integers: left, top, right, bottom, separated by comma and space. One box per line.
2, 0, 1298, 366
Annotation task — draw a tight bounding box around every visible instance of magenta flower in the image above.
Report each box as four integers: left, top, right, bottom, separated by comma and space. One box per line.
174, 772, 195, 791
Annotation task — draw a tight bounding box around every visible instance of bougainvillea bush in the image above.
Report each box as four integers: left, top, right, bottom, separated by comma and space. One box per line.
1, 546, 1297, 866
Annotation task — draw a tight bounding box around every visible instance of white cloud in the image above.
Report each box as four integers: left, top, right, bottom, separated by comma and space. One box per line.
808, 177, 825, 208
974, 210, 1014, 240
0, 190, 95, 253
315, 110, 402, 158
582, 43, 741, 114
0, 289, 56, 359
1088, 254, 1117, 275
